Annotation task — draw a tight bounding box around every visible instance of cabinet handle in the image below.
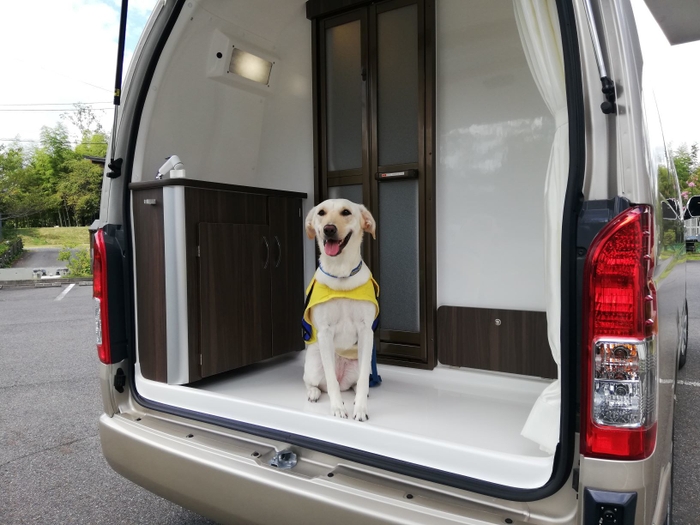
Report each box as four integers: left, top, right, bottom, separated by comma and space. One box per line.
262, 236, 270, 269
274, 236, 282, 268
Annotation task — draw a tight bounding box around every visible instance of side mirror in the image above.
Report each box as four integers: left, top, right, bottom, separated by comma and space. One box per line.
662, 199, 680, 219
685, 195, 700, 219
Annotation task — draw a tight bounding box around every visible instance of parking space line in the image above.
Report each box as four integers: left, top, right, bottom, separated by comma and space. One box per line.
55, 283, 76, 301
677, 379, 700, 387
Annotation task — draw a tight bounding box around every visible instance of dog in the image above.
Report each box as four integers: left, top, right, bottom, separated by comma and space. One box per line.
302, 199, 378, 421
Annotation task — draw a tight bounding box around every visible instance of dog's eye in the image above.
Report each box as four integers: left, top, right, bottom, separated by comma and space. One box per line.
318, 209, 326, 216
341, 209, 351, 216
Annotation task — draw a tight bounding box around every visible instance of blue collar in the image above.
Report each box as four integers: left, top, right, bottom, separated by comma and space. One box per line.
318, 260, 363, 279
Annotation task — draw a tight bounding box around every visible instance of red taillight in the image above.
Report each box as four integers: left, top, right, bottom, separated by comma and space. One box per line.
581, 205, 657, 460
93, 229, 111, 364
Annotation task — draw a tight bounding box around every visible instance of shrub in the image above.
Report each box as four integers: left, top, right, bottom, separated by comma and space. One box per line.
59, 246, 92, 277
663, 230, 676, 246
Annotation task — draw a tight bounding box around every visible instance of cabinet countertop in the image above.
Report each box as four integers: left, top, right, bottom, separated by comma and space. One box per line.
129, 178, 307, 199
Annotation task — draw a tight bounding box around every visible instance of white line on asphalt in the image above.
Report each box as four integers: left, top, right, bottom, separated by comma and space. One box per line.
55, 283, 76, 301
677, 379, 700, 387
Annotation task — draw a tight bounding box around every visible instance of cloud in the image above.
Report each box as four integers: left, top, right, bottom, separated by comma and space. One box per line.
0, 0, 154, 145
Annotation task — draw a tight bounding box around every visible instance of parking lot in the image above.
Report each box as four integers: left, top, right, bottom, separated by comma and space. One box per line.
1, 266, 700, 524
0, 284, 214, 524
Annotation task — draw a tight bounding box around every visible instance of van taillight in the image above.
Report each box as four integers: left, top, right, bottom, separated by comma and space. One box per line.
93, 229, 111, 364
581, 205, 657, 460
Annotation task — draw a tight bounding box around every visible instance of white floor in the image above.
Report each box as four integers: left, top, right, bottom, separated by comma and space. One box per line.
135, 352, 556, 489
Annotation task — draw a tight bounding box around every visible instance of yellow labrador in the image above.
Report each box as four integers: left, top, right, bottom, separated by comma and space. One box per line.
302, 199, 378, 421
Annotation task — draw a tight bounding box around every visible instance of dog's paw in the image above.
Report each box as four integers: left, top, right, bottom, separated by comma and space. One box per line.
307, 386, 321, 402
353, 404, 369, 422
331, 402, 348, 419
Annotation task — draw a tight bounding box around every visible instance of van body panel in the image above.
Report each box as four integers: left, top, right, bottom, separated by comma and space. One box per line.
100, 409, 579, 524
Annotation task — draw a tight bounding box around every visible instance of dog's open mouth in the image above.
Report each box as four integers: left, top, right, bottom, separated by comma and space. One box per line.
323, 232, 352, 257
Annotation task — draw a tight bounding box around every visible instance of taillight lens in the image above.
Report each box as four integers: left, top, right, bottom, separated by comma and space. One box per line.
581, 205, 657, 460
93, 229, 111, 364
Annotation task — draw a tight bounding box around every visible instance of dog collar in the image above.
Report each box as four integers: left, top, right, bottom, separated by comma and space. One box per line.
318, 260, 363, 279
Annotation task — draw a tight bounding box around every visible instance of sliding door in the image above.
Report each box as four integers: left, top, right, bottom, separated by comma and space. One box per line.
315, 0, 435, 367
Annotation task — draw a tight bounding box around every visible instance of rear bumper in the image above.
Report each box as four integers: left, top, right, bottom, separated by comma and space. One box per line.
99, 412, 536, 525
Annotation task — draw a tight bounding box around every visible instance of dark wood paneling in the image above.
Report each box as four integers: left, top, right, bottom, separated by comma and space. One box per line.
132, 188, 167, 382
185, 189, 268, 381
437, 306, 557, 379
269, 197, 305, 357
199, 223, 272, 377
129, 178, 307, 199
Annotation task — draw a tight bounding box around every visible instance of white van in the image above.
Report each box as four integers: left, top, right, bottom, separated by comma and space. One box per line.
95, 0, 697, 523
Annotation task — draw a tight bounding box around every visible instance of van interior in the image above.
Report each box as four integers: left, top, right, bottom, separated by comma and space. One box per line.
128, 0, 566, 490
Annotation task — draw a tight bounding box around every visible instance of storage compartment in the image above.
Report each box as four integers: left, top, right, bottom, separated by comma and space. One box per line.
127, 0, 571, 492
131, 180, 305, 384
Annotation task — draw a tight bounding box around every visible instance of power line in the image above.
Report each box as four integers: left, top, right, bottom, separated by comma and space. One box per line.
0, 108, 113, 112
0, 138, 108, 145
0, 102, 112, 107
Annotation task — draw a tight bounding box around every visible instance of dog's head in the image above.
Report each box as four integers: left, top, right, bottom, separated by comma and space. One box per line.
305, 199, 376, 258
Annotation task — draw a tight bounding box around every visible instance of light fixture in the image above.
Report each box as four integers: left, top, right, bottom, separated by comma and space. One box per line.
229, 47, 273, 85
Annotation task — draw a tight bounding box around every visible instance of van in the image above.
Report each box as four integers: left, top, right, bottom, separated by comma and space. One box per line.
95, 0, 697, 523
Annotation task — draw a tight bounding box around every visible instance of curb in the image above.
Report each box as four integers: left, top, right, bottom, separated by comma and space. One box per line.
0, 278, 93, 289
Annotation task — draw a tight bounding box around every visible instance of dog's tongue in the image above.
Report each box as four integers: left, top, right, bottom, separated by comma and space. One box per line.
325, 240, 341, 256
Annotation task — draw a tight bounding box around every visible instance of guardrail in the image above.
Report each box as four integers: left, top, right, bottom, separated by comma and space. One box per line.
0, 238, 23, 268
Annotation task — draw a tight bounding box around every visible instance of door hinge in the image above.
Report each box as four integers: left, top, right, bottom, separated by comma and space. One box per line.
114, 368, 126, 393
199, 354, 203, 366
197, 245, 200, 257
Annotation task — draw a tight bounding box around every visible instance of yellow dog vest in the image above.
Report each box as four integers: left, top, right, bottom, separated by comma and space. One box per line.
302, 276, 380, 359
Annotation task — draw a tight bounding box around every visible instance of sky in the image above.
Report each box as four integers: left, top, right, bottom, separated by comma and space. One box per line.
0, 0, 699, 151
0, 0, 156, 147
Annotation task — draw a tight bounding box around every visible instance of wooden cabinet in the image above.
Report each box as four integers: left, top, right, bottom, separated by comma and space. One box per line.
131, 179, 306, 384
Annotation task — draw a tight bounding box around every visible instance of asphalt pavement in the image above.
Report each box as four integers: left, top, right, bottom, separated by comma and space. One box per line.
0, 284, 214, 524
11, 247, 65, 268
1, 267, 700, 524
672, 261, 700, 524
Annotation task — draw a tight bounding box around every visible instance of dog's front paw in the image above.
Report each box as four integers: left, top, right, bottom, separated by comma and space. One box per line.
331, 401, 348, 419
353, 403, 369, 422
307, 386, 321, 402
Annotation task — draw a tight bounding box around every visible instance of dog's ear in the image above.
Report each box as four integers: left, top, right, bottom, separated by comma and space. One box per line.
305, 206, 317, 239
358, 205, 376, 239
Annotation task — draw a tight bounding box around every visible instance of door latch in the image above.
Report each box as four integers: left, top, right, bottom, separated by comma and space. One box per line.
269, 449, 298, 469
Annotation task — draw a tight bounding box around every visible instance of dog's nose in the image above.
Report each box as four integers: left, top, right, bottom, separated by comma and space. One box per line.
323, 224, 337, 237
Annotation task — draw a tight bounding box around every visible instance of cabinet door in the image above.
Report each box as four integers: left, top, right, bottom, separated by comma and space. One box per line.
269, 197, 305, 356
199, 223, 272, 377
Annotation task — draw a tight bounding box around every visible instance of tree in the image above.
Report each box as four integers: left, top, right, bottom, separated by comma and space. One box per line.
61, 102, 106, 139
0, 144, 49, 225
674, 143, 700, 203
58, 158, 103, 226
75, 132, 109, 158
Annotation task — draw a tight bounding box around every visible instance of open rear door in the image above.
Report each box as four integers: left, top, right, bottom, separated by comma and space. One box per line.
644, 0, 700, 45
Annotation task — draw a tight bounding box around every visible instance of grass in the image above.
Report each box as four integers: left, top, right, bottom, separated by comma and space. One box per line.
2, 227, 90, 248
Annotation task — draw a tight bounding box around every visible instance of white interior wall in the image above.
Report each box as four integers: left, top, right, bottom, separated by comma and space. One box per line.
132, 0, 313, 194
436, 0, 554, 311
132, 0, 317, 280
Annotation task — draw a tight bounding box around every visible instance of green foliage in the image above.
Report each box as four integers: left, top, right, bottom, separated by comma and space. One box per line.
5, 227, 89, 247
75, 132, 108, 158
0, 104, 108, 228
59, 158, 103, 225
0, 238, 23, 268
674, 143, 700, 203
663, 230, 676, 246
58, 246, 92, 277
